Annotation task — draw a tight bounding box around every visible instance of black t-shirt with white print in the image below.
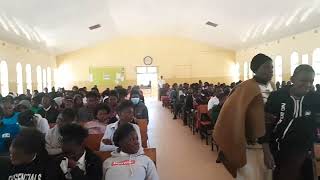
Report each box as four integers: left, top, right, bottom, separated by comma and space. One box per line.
6, 156, 57, 180
265, 88, 320, 155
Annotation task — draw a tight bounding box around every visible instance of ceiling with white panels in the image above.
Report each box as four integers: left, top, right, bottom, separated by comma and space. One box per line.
0, 0, 320, 54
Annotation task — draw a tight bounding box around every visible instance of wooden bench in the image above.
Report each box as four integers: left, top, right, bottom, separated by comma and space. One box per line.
314, 144, 320, 177
136, 119, 148, 148
94, 148, 157, 165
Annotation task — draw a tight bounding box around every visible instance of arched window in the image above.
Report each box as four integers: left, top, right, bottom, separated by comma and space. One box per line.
302, 54, 309, 64
232, 63, 240, 82
47, 67, 52, 91
248, 61, 253, 78
291, 52, 299, 75
312, 48, 320, 84
26, 64, 32, 91
16, 63, 23, 94
42, 69, 47, 90
0, 61, 9, 96
36, 66, 42, 91
275, 56, 283, 83
53, 68, 58, 88
243, 62, 248, 80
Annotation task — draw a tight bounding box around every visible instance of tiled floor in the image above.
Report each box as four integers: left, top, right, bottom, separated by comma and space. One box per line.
146, 98, 233, 180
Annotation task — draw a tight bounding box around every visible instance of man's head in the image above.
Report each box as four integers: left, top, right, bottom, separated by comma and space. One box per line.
291, 64, 315, 97
113, 123, 140, 154
31, 96, 41, 108
172, 83, 178, 89
10, 129, 45, 165
60, 124, 88, 161
95, 104, 110, 123
250, 53, 273, 82
17, 100, 32, 112
117, 88, 128, 101
73, 94, 83, 108
43, 88, 48, 93
160, 76, 163, 80
72, 86, 79, 92
109, 90, 119, 107
117, 100, 134, 123
18, 110, 36, 128
26, 89, 31, 94
3, 100, 14, 117
57, 108, 76, 128
86, 91, 99, 109
316, 84, 320, 91
41, 95, 52, 109
63, 95, 74, 109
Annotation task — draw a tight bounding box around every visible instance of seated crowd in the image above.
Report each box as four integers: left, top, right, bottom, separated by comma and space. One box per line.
159, 57, 320, 179
0, 85, 157, 180
1, 62, 320, 180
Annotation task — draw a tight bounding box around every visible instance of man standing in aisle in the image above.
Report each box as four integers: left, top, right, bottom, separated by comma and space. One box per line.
158, 75, 166, 100
214, 53, 275, 180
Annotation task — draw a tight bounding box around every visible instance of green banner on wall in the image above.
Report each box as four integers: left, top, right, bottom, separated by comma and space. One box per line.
89, 66, 125, 88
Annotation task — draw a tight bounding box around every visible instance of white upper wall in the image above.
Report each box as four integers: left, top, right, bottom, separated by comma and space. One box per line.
236, 26, 320, 83
0, 39, 56, 94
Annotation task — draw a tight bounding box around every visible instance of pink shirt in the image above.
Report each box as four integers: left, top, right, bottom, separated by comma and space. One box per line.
84, 120, 107, 134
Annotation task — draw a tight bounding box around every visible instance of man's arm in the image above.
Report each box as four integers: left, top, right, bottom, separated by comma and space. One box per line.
261, 92, 279, 169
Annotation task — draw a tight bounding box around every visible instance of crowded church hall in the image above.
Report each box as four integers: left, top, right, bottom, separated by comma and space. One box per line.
1, 0, 320, 180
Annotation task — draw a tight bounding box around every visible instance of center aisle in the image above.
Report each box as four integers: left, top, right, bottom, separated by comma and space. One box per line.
145, 98, 232, 180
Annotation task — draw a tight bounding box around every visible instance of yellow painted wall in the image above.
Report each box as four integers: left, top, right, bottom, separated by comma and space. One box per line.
236, 27, 320, 82
0, 40, 56, 94
56, 36, 236, 89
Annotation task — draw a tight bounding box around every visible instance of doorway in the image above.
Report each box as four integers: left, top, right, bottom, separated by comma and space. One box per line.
136, 66, 158, 98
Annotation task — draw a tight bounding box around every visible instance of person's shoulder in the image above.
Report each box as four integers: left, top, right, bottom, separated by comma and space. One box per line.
85, 149, 102, 163
38, 108, 45, 112
270, 88, 289, 97
306, 92, 320, 103
46, 126, 56, 135
131, 123, 141, 130
137, 154, 155, 164
138, 102, 147, 107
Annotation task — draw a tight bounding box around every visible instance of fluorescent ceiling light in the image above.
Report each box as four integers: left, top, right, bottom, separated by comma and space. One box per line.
251, 24, 261, 39
13, 17, 31, 40
6, 16, 21, 36
286, 8, 302, 26
262, 18, 274, 35
0, 15, 9, 31
300, 7, 314, 22
274, 17, 285, 30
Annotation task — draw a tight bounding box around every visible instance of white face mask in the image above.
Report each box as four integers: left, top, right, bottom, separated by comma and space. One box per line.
131, 98, 140, 105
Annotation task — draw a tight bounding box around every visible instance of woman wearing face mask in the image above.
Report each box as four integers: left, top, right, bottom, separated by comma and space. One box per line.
130, 90, 149, 123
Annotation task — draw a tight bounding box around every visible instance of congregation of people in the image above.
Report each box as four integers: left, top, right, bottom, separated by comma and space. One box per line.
1, 54, 320, 180
158, 54, 320, 180
0, 85, 157, 180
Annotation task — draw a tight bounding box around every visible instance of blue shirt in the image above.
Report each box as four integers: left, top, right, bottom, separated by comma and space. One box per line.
2, 112, 20, 125
0, 123, 20, 153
